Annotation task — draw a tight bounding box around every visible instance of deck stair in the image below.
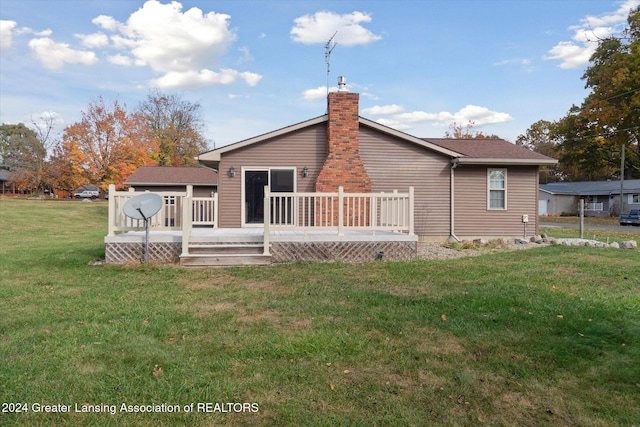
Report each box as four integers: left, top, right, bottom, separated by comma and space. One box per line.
180, 241, 271, 267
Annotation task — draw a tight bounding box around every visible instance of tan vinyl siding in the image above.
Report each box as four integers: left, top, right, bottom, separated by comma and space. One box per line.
359, 126, 452, 238
218, 123, 327, 228
453, 165, 539, 238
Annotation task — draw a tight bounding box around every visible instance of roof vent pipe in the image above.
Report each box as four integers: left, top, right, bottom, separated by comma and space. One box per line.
337, 76, 347, 91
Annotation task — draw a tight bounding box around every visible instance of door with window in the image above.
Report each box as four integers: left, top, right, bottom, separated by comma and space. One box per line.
243, 168, 295, 226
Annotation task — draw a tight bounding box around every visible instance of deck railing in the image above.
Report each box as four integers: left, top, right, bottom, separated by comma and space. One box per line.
263, 186, 414, 256
109, 184, 413, 258
107, 184, 218, 236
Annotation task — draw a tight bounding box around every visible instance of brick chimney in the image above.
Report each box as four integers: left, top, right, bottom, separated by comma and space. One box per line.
315, 90, 371, 193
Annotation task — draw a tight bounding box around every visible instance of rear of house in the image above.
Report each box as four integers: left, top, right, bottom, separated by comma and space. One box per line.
198, 89, 556, 242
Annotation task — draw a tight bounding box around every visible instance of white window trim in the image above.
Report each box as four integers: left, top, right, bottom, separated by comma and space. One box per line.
487, 168, 507, 210
241, 166, 297, 228
629, 194, 640, 205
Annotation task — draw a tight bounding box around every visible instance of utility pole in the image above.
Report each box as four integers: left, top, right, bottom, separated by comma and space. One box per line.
620, 144, 625, 214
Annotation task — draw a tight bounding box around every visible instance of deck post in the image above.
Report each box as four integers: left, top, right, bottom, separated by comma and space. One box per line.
263, 185, 271, 255
408, 186, 415, 235
338, 186, 344, 236
213, 192, 219, 228
181, 188, 192, 257
107, 184, 116, 236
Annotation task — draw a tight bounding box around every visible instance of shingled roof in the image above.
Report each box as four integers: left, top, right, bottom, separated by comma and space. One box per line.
424, 138, 557, 165
124, 166, 218, 186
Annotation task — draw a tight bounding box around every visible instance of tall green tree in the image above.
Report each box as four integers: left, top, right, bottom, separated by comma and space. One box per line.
555, 5, 640, 180
516, 120, 563, 183
137, 90, 208, 166
0, 123, 50, 194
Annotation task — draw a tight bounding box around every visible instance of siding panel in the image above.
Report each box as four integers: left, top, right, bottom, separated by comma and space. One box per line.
454, 166, 539, 238
219, 124, 327, 227
359, 126, 452, 238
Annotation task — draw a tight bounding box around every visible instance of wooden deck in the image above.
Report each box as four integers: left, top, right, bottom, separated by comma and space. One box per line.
105, 228, 418, 266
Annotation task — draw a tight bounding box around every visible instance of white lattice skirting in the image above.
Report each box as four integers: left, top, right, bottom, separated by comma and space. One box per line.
105, 242, 181, 264
105, 240, 416, 264
271, 241, 416, 262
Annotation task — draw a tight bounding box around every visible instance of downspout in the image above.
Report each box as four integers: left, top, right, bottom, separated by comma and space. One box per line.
450, 159, 461, 242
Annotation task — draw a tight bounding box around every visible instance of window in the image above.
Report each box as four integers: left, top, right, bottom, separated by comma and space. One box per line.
488, 169, 506, 210
629, 194, 640, 204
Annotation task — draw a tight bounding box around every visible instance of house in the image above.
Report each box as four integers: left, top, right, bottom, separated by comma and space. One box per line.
197, 89, 557, 242
539, 179, 640, 217
124, 166, 217, 197
105, 86, 557, 265
0, 165, 39, 197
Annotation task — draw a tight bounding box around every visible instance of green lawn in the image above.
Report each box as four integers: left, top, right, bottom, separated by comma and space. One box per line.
1, 198, 639, 426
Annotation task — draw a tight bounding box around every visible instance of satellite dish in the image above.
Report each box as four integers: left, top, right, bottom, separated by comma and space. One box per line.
122, 193, 163, 263
123, 193, 163, 220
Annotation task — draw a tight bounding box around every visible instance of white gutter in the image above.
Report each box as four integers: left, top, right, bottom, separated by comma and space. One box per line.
450, 160, 461, 242
455, 158, 558, 166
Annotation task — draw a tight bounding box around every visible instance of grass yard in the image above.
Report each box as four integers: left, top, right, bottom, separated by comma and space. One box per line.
1, 198, 639, 426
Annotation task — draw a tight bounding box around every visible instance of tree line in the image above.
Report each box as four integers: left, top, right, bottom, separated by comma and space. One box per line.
0, 90, 209, 195
517, 5, 639, 182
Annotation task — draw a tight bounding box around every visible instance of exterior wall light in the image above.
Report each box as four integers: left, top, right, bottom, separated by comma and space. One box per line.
302, 166, 308, 178
228, 166, 235, 178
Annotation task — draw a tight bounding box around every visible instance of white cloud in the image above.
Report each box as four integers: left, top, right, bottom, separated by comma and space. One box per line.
107, 54, 133, 66
362, 104, 404, 115
76, 32, 109, 48
303, 86, 333, 100
0, 20, 17, 50
92, 15, 119, 31
151, 68, 262, 89
28, 37, 98, 70
545, 0, 639, 69
94, 0, 261, 89
375, 118, 411, 130
291, 11, 382, 46
388, 105, 512, 129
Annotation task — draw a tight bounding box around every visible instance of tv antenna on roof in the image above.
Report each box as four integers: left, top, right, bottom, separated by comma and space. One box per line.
325, 31, 338, 98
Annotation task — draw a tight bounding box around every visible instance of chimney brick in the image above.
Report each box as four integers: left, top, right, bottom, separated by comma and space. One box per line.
315, 92, 371, 193
315, 91, 371, 226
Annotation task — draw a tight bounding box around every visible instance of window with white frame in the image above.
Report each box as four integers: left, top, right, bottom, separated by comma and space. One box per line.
488, 169, 507, 210
629, 194, 640, 204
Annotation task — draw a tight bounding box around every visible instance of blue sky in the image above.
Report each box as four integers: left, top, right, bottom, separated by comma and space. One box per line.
1, 0, 638, 148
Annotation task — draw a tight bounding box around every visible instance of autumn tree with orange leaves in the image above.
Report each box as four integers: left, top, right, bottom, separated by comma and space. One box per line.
58, 97, 159, 190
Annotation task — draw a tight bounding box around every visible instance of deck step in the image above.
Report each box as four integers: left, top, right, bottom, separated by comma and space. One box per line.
180, 253, 271, 267
188, 243, 264, 255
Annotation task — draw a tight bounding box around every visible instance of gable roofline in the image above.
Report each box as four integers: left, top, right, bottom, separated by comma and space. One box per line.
198, 116, 329, 163
197, 114, 558, 166
358, 117, 462, 157
198, 114, 463, 163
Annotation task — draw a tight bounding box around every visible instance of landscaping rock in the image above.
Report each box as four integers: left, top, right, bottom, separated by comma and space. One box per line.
620, 240, 638, 249
610, 242, 620, 249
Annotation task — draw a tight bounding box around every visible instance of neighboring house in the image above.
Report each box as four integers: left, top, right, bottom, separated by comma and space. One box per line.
198, 90, 557, 242
539, 179, 640, 216
124, 166, 218, 197
0, 166, 31, 196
